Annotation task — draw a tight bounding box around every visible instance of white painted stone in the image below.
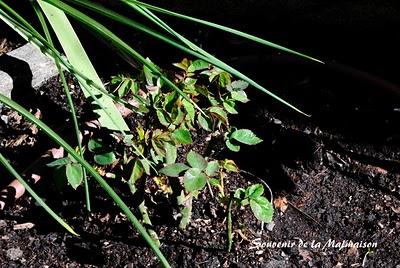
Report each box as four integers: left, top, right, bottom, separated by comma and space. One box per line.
0, 71, 12, 98
0, 43, 58, 102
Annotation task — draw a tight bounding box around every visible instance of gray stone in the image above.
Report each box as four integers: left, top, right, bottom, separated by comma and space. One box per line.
0, 43, 57, 100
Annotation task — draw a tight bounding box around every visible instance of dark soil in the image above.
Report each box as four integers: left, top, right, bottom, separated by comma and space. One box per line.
0, 70, 399, 267
0, 22, 25, 56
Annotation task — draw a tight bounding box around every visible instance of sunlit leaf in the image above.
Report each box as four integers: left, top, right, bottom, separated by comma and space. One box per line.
197, 113, 211, 131
187, 59, 209, 72
66, 163, 83, 189
159, 163, 190, 177
231, 90, 249, 103
183, 168, 207, 192
226, 139, 240, 152
231, 129, 263, 145
47, 157, 70, 167
186, 150, 207, 170
164, 142, 177, 164
250, 196, 274, 223
247, 184, 264, 199
94, 152, 116, 165
205, 160, 219, 177
172, 128, 192, 144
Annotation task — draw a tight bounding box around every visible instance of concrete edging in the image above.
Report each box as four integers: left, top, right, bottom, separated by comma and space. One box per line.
0, 43, 58, 100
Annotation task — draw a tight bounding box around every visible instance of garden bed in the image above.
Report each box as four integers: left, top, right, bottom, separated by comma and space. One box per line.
1, 2, 400, 266
0, 71, 399, 267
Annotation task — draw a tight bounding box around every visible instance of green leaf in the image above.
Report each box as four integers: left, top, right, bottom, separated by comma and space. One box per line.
231, 129, 263, 145
219, 72, 231, 87
247, 184, 264, 199
223, 101, 238, 114
187, 59, 209, 72
66, 163, 83, 189
205, 160, 219, 177
183, 168, 207, 192
172, 107, 185, 125
230, 80, 249, 91
250, 197, 274, 223
159, 163, 190, 177
118, 78, 130, 97
130, 80, 139, 94
140, 158, 151, 175
164, 91, 177, 111
182, 99, 195, 123
209, 107, 228, 125
88, 138, 103, 152
173, 58, 190, 71
94, 152, 116, 165
143, 63, 156, 85
164, 142, 177, 164
150, 146, 164, 162
47, 157, 70, 167
223, 159, 239, 173
226, 139, 240, 152
156, 110, 170, 127
197, 113, 211, 131
209, 178, 220, 186
234, 188, 246, 200
172, 128, 192, 144
129, 160, 144, 184
186, 150, 207, 170
231, 90, 249, 103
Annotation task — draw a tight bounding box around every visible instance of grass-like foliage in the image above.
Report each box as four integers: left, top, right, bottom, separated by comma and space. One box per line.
0, 1, 320, 266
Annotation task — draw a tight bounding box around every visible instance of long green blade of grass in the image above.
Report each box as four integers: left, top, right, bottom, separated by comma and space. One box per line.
31, 1, 91, 212
0, 5, 168, 264
0, 93, 171, 268
0, 1, 155, 171
37, 0, 129, 133
41, 0, 203, 115
0, 1, 140, 117
121, 1, 309, 115
0, 153, 78, 236
59, 0, 308, 115
124, 0, 323, 63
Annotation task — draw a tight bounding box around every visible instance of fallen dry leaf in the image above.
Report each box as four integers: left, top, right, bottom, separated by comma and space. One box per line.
31, 174, 41, 183
50, 147, 64, 159
274, 196, 288, 213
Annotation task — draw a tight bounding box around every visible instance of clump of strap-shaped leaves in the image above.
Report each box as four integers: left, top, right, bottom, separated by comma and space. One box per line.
0, 1, 321, 267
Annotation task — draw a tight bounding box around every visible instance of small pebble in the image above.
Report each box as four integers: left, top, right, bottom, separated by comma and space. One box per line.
13, 222, 35, 230
0, 220, 7, 228
6, 247, 23, 260
266, 221, 275, 231
0, 115, 8, 124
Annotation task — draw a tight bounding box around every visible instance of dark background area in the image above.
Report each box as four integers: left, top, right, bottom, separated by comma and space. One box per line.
146, 0, 400, 81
